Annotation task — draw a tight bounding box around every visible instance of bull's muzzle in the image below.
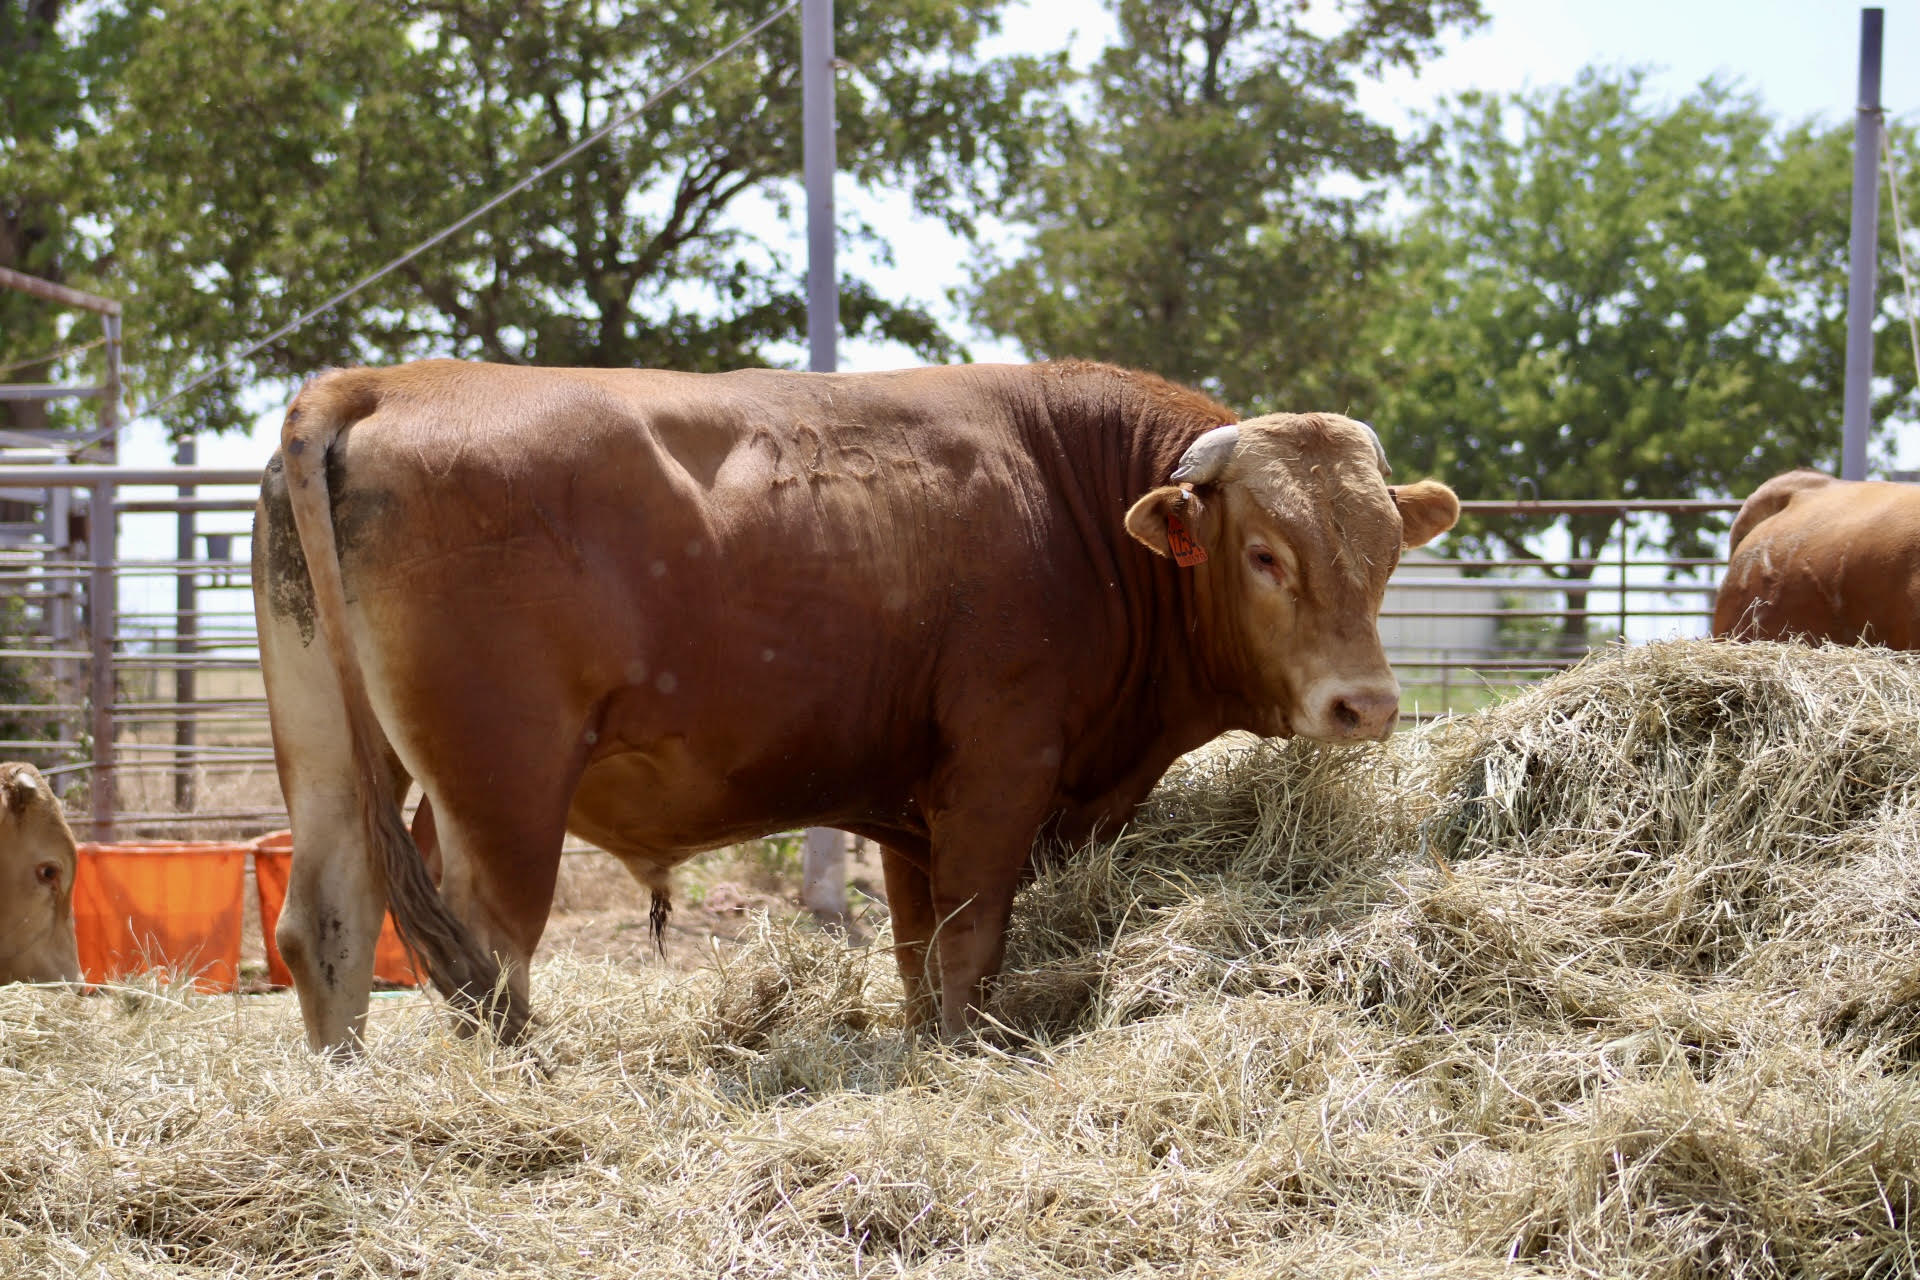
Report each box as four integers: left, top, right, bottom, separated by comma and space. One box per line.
1299, 681, 1400, 742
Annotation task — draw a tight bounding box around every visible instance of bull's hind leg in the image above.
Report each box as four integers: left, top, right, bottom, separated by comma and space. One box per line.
371, 604, 589, 1039
386, 668, 582, 1039
257, 587, 395, 1054
408, 775, 573, 1040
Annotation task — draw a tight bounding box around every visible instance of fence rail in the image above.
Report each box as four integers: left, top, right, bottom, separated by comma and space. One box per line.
0, 468, 1744, 839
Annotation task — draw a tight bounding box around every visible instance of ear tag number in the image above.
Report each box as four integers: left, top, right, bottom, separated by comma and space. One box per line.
1166, 512, 1208, 567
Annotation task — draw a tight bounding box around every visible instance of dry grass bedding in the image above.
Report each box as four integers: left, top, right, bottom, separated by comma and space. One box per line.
7, 639, 1920, 1277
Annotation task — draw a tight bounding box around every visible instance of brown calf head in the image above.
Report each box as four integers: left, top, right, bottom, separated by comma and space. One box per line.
1126, 412, 1459, 741
0, 762, 82, 985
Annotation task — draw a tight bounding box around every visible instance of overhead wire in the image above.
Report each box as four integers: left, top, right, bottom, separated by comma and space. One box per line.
82, 0, 801, 448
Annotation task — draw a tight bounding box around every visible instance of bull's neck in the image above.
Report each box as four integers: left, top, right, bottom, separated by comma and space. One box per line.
1011, 363, 1266, 761
1144, 549, 1273, 749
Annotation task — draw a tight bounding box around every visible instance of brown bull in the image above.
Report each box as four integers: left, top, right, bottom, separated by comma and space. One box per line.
1714, 469, 1920, 646
0, 762, 81, 985
254, 359, 1458, 1051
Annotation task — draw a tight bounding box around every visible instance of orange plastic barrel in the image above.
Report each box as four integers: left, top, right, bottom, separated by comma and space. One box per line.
72, 841, 250, 991
251, 830, 422, 987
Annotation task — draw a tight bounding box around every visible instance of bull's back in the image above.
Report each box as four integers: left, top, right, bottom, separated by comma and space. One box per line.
1716, 480, 1920, 646
324, 360, 1039, 634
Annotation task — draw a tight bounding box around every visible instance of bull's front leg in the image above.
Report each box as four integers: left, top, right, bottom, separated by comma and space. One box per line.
878, 842, 939, 1028
923, 744, 1061, 1037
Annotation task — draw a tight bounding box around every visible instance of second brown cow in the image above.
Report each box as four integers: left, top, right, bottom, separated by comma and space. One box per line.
0, 761, 80, 986
254, 359, 1458, 1051
1715, 469, 1920, 647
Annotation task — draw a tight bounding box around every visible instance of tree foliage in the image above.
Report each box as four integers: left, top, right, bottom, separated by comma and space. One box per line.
30, 0, 1057, 434
1357, 69, 1920, 641
968, 0, 1482, 412
2, 0, 81, 373
0, 0, 136, 432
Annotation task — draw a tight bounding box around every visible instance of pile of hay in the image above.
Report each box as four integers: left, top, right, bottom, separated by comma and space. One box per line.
7, 639, 1920, 1277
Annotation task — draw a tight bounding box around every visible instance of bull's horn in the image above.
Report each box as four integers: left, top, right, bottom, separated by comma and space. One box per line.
1358, 420, 1391, 478
1170, 424, 1240, 484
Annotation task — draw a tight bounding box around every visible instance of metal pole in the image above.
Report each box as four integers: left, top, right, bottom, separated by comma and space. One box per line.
1617, 518, 1628, 641
803, 0, 837, 375
800, 0, 848, 927
0, 465, 261, 486
1843, 7, 1885, 482
47, 478, 75, 790
88, 478, 116, 841
87, 312, 120, 840
175, 437, 197, 814
802, 826, 849, 928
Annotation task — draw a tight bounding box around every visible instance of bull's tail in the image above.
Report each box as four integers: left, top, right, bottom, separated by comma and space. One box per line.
649, 890, 671, 959
278, 369, 515, 1037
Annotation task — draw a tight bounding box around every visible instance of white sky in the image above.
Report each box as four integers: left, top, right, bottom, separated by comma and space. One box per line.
1356, 0, 1910, 128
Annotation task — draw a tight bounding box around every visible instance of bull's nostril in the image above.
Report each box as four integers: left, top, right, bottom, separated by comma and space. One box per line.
1333, 700, 1361, 730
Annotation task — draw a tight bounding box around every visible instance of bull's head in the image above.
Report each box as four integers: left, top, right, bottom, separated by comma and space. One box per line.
1126, 413, 1458, 741
0, 762, 82, 985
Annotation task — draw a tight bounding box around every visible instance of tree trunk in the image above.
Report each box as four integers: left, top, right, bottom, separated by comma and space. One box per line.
0, 0, 65, 434
0, 221, 53, 434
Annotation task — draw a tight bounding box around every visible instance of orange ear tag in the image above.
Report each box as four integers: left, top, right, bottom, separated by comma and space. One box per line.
1166, 512, 1208, 567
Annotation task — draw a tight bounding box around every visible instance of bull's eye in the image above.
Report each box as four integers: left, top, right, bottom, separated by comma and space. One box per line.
34, 863, 58, 887
1248, 547, 1284, 581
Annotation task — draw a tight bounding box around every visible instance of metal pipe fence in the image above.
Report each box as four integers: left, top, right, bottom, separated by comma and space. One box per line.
1381, 497, 1741, 717
0, 472, 1743, 839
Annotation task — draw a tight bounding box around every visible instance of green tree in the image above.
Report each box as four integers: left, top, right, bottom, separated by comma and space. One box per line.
968, 0, 1482, 411
80, 0, 1060, 434
1, 0, 79, 425
0, 0, 135, 433
1359, 69, 1920, 649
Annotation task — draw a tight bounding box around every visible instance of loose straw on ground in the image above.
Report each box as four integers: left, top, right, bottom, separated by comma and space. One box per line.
5, 639, 1920, 1278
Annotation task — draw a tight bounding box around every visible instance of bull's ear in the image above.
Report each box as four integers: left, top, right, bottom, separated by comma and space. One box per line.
1126, 486, 1208, 561
1394, 479, 1459, 549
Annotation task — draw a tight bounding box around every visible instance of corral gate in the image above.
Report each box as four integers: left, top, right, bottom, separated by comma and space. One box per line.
0, 465, 1742, 840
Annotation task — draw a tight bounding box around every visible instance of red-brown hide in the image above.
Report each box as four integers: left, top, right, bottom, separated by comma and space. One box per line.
1715, 469, 1920, 648
254, 360, 1457, 1048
